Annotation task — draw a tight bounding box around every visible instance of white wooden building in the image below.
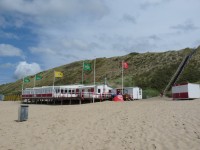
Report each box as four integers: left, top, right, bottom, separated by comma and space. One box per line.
172, 83, 200, 100
22, 84, 113, 104
124, 87, 142, 100
114, 87, 143, 100
0, 94, 4, 101
79, 84, 112, 99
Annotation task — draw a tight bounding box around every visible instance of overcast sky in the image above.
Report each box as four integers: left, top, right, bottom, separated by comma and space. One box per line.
0, 0, 199, 84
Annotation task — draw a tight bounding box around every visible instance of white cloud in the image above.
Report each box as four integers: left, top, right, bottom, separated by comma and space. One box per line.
0, 16, 6, 27
140, 0, 171, 9
0, 0, 200, 71
0, 30, 19, 39
0, 63, 15, 68
122, 14, 136, 24
14, 61, 42, 79
0, 44, 23, 57
0, 0, 109, 22
171, 21, 199, 32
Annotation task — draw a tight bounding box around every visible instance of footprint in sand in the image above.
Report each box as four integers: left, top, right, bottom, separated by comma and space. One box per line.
151, 144, 156, 149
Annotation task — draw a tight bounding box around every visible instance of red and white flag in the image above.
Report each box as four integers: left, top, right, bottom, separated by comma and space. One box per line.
123, 62, 128, 69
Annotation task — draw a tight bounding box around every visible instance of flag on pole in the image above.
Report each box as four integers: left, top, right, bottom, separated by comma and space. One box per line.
54, 71, 63, 77
35, 74, 42, 80
24, 77, 30, 83
83, 63, 92, 71
123, 62, 128, 69
121, 61, 128, 95
22, 77, 30, 92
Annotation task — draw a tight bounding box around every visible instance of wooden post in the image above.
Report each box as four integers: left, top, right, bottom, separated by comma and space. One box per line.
79, 99, 81, 105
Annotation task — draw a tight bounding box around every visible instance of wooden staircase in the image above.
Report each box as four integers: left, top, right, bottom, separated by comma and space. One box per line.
163, 48, 197, 95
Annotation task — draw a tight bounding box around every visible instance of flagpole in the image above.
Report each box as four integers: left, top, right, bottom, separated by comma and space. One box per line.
33, 75, 36, 98
82, 61, 84, 84
93, 58, 96, 103
20, 77, 24, 103
52, 71, 55, 98
22, 77, 24, 96
122, 60, 124, 95
53, 71, 55, 87
34, 74, 36, 87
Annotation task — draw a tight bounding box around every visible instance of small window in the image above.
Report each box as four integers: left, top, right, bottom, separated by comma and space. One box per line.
65, 90, 68, 93
98, 89, 101, 93
69, 90, 71, 93
56, 89, 60, 93
124, 89, 128, 94
139, 89, 142, 95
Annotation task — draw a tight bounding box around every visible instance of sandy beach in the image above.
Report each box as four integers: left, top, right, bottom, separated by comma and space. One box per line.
0, 98, 200, 150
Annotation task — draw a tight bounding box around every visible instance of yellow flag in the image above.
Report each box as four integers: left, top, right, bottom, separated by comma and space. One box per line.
54, 71, 63, 77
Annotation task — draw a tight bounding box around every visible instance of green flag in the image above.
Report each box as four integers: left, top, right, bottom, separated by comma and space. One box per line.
83, 63, 92, 71
35, 74, 42, 80
24, 77, 30, 83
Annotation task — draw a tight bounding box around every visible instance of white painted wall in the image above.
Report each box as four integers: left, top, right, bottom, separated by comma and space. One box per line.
172, 83, 200, 99
123, 87, 142, 99
188, 83, 200, 98
172, 84, 188, 93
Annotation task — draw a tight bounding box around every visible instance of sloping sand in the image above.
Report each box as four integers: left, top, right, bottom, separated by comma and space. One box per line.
0, 98, 200, 150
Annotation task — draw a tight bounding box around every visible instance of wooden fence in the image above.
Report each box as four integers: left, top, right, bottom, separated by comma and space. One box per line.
4, 95, 21, 101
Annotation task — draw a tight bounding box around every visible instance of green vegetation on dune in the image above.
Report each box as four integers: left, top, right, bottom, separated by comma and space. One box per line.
0, 47, 200, 98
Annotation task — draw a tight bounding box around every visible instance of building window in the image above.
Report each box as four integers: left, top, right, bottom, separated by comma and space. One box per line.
139, 89, 142, 95
98, 89, 101, 93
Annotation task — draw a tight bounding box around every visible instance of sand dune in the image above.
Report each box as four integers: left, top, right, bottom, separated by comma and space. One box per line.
0, 98, 200, 150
